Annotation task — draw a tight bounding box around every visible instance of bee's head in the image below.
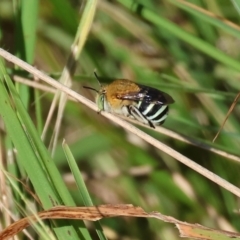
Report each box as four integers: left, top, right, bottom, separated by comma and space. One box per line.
83, 71, 106, 110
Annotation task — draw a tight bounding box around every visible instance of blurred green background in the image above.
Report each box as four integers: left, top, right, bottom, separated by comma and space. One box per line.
1, 0, 240, 239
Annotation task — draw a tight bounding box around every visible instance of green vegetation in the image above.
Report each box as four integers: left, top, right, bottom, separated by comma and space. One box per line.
1, 0, 240, 239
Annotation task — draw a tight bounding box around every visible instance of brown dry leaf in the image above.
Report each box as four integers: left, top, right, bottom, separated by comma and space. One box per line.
1, 204, 240, 240
178, 223, 240, 240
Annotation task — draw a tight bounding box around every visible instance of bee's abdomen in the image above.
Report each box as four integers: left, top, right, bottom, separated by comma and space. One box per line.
138, 101, 169, 125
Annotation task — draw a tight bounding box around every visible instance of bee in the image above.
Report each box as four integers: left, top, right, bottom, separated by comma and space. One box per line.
83, 72, 174, 128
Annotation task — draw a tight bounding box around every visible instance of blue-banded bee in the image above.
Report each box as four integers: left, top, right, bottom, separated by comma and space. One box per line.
84, 72, 174, 128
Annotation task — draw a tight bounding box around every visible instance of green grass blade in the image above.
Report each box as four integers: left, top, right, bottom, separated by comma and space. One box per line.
0, 68, 77, 240
34, 88, 43, 134
63, 143, 94, 206
0, 63, 56, 208
118, 0, 240, 71
18, 0, 39, 64
231, 0, 240, 15
63, 142, 108, 240
0, 60, 91, 239
14, 0, 39, 107
170, 0, 240, 39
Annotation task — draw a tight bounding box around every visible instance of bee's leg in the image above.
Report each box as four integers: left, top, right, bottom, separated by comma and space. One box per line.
147, 119, 155, 129
97, 107, 103, 114
97, 98, 105, 114
128, 105, 155, 129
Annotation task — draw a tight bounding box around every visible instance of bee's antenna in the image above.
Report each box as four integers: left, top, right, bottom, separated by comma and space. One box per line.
94, 71, 102, 88
83, 71, 103, 93
83, 86, 99, 93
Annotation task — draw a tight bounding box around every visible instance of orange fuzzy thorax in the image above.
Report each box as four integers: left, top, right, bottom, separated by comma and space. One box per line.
104, 79, 141, 109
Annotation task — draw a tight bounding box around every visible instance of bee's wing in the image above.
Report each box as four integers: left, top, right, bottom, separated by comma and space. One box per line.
116, 92, 145, 101
117, 86, 174, 105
